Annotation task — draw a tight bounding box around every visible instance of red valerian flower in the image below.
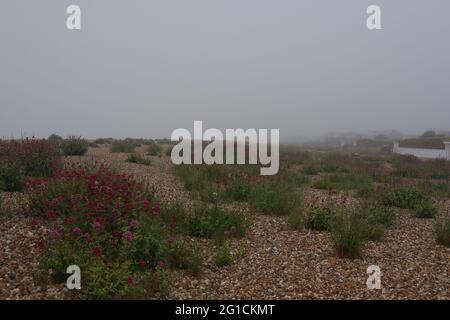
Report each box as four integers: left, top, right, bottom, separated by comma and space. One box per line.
92, 221, 102, 232
112, 229, 121, 238
29, 218, 42, 229
49, 228, 60, 239
91, 246, 102, 257
138, 259, 147, 269
127, 276, 133, 284
122, 230, 133, 242
130, 219, 139, 230
46, 209, 58, 220
142, 199, 150, 209
72, 227, 82, 237
153, 202, 161, 216
157, 260, 165, 269
37, 240, 45, 252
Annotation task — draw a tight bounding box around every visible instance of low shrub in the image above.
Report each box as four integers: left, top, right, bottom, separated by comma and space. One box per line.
126, 152, 152, 166
0, 138, 61, 178
313, 174, 374, 197
362, 202, 396, 228
250, 181, 300, 216
436, 216, 450, 247
0, 160, 25, 192
165, 240, 202, 276
200, 188, 221, 204
94, 138, 114, 145
330, 211, 366, 259
214, 242, 233, 267
48, 134, 63, 143
301, 166, 320, 175
182, 206, 247, 239
411, 199, 437, 219
225, 179, 251, 202
383, 186, 427, 209
111, 140, 140, 153
61, 136, 88, 156
147, 144, 162, 156
28, 164, 194, 299
288, 210, 304, 231
305, 205, 335, 231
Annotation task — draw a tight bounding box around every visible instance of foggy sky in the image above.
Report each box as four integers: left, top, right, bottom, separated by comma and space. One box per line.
1, 1, 449, 141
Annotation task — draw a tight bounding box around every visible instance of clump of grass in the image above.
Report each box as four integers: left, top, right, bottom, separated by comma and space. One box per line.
421, 180, 450, 198
305, 205, 335, 231
165, 240, 203, 276
321, 164, 349, 173
301, 166, 320, 175
94, 137, 114, 145
61, 136, 88, 156
411, 199, 437, 219
111, 139, 140, 153
313, 174, 374, 197
48, 134, 63, 143
147, 144, 162, 156
165, 145, 173, 157
288, 210, 304, 230
330, 211, 366, 259
436, 216, 450, 247
250, 181, 300, 216
286, 172, 310, 186
214, 242, 233, 267
226, 179, 251, 201
0, 160, 25, 192
88, 141, 99, 148
383, 185, 427, 209
126, 152, 152, 166
182, 205, 247, 239
174, 165, 226, 192
200, 188, 221, 204
362, 202, 396, 228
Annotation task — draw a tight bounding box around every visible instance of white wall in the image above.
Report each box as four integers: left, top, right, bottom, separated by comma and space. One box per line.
393, 142, 450, 160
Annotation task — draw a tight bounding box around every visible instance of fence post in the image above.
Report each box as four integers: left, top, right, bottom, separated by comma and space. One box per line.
393, 141, 399, 154
444, 142, 450, 160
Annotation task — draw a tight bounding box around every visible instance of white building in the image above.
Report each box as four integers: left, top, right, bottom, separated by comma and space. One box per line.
393, 141, 450, 160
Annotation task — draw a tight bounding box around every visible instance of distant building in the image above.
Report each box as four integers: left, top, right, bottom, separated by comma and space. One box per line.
393, 141, 450, 160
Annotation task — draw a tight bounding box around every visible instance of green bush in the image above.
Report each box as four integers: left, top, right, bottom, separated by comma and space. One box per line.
200, 188, 221, 204
301, 166, 320, 175
165, 145, 173, 157
288, 210, 304, 230
214, 242, 233, 267
94, 137, 114, 145
436, 216, 450, 247
313, 174, 374, 196
330, 212, 366, 259
61, 136, 88, 156
226, 179, 251, 201
165, 240, 202, 276
182, 206, 247, 239
305, 205, 335, 231
0, 160, 25, 192
147, 144, 162, 156
111, 140, 140, 153
126, 152, 152, 166
250, 181, 300, 216
362, 202, 396, 228
411, 199, 437, 219
383, 186, 427, 209
48, 134, 63, 143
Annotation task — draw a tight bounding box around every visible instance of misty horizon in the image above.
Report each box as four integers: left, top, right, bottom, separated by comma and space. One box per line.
1, 1, 449, 141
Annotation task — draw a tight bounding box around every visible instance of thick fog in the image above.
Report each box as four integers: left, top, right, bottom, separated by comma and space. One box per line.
0, 0, 449, 141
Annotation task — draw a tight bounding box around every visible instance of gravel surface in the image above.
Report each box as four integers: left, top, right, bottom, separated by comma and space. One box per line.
1, 145, 449, 299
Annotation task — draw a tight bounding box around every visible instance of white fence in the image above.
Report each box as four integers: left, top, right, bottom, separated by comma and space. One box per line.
393, 141, 450, 160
